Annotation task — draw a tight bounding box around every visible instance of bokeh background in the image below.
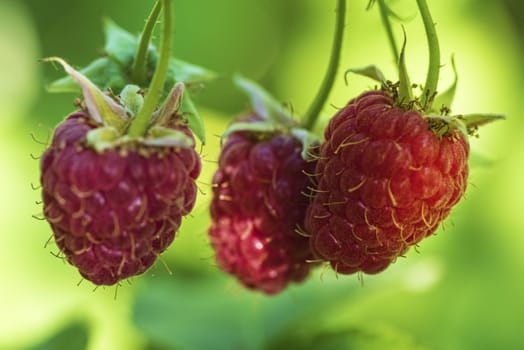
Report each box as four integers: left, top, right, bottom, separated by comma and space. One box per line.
0, 0, 521, 349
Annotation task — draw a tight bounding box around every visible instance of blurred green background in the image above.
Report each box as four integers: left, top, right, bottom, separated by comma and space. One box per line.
0, 0, 521, 349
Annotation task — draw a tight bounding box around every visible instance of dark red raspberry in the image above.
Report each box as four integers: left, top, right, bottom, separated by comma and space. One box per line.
209, 123, 316, 294
41, 112, 201, 285
305, 90, 469, 274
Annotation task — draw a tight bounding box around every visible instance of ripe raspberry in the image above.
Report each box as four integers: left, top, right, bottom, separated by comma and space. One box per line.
41, 112, 201, 285
305, 90, 469, 274
209, 120, 316, 294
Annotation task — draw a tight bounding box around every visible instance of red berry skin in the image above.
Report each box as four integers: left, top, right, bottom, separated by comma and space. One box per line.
209, 124, 316, 295
305, 90, 469, 275
40, 112, 201, 285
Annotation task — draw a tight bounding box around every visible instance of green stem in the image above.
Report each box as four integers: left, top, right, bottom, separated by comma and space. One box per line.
416, 0, 440, 108
131, 0, 162, 85
303, 0, 347, 130
377, 0, 399, 64
128, 0, 172, 137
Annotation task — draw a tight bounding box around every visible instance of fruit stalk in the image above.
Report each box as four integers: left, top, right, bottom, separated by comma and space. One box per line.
128, 0, 173, 137
416, 0, 440, 108
377, 0, 399, 63
131, 0, 162, 85
303, 0, 347, 131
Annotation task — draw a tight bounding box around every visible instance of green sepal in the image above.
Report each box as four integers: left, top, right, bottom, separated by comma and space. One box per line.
47, 57, 126, 94
425, 114, 468, 139
153, 82, 206, 146
398, 27, 413, 103
86, 126, 120, 152
180, 91, 206, 145
155, 83, 185, 126
144, 126, 194, 148
344, 65, 386, 85
233, 74, 294, 126
290, 127, 321, 161
221, 121, 280, 141
460, 113, 506, 133
432, 55, 458, 113
427, 113, 504, 140
43, 57, 128, 131
120, 84, 144, 117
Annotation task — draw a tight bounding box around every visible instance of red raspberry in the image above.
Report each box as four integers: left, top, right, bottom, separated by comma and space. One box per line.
41, 112, 201, 285
305, 90, 469, 274
209, 122, 316, 294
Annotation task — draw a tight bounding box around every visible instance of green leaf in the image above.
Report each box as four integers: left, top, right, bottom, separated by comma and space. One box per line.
398, 26, 412, 103
133, 278, 264, 350
43, 57, 128, 130
344, 65, 386, 85
144, 126, 194, 148
103, 17, 139, 66
47, 57, 125, 94
180, 91, 206, 145
48, 18, 215, 99
233, 73, 293, 126
432, 55, 458, 112
27, 321, 89, 350
268, 324, 430, 350
221, 120, 280, 140
167, 57, 217, 85
290, 127, 321, 160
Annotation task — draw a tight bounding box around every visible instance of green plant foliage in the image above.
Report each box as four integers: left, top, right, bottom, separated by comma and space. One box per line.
27, 322, 89, 350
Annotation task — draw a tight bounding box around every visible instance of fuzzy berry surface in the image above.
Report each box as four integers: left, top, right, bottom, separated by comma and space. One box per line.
305, 90, 469, 275
40, 112, 201, 285
209, 122, 316, 294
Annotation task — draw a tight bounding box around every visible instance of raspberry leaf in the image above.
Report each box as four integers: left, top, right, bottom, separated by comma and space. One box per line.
344, 65, 386, 85
106, 19, 217, 87
167, 58, 217, 87
44, 57, 128, 130
48, 19, 216, 96
104, 17, 138, 66
233, 74, 294, 126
